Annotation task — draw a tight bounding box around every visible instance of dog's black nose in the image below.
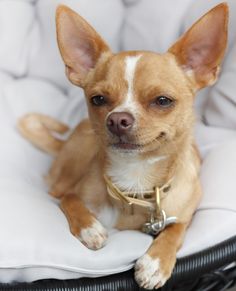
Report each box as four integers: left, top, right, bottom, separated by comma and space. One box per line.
106, 112, 134, 136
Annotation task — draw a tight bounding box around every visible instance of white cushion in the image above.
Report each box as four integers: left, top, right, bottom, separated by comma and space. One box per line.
0, 79, 235, 283
121, 0, 193, 52
0, 0, 35, 77
204, 41, 236, 129
179, 126, 236, 256
0, 0, 235, 284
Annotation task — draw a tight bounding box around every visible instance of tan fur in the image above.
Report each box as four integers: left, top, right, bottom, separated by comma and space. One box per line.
169, 3, 228, 89
18, 3, 228, 288
135, 223, 187, 289
18, 113, 68, 155
46, 119, 98, 198
61, 193, 96, 236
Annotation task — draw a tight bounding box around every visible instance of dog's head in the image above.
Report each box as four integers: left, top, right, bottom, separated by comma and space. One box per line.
56, 4, 228, 157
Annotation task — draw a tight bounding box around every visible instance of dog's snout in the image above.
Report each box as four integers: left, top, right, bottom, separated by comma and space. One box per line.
107, 112, 134, 136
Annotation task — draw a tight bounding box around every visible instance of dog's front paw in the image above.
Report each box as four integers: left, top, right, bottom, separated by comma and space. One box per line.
135, 254, 171, 290
79, 220, 108, 250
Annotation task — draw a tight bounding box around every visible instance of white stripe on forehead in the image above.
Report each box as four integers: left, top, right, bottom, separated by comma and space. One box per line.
112, 55, 142, 114
125, 55, 141, 104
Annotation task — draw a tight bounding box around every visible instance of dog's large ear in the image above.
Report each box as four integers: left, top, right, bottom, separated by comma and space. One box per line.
168, 3, 228, 90
56, 5, 111, 86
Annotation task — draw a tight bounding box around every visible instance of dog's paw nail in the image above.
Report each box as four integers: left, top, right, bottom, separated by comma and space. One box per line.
79, 220, 108, 250
135, 254, 168, 289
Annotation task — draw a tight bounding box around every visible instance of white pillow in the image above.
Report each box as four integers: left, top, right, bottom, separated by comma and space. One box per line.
121, 0, 193, 52
204, 42, 236, 129
0, 0, 35, 77
0, 78, 236, 283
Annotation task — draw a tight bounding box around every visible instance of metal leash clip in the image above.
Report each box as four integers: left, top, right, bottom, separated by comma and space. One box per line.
142, 186, 177, 236
142, 210, 177, 235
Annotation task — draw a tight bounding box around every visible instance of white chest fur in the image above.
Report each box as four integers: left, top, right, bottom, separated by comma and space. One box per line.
106, 152, 166, 194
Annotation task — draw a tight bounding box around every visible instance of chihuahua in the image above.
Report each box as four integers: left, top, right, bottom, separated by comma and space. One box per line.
18, 3, 228, 289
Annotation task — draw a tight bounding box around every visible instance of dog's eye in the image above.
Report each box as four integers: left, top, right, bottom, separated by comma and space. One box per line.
154, 96, 173, 108
91, 95, 107, 106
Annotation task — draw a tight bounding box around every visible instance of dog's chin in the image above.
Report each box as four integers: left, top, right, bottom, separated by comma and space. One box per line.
110, 142, 142, 154
108, 139, 160, 155
113, 142, 140, 150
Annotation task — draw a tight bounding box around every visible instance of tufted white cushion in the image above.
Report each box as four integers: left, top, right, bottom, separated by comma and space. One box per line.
204, 41, 236, 129
121, 0, 193, 53
0, 0, 235, 284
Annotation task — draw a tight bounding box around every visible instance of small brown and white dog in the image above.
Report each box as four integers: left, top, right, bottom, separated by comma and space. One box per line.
18, 3, 228, 289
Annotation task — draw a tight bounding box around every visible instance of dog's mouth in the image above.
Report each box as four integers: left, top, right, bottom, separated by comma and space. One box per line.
109, 133, 166, 151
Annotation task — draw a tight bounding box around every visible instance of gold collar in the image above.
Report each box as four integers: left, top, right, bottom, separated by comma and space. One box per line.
104, 175, 172, 216
104, 175, 177, 235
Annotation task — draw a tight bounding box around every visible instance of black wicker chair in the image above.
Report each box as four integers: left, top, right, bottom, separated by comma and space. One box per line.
1, 235, 235, 291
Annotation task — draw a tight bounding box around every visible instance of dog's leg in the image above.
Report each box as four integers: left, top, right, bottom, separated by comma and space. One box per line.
135, 223, 187, 289
47, 119, 98, 198
61, 194, 108, 250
